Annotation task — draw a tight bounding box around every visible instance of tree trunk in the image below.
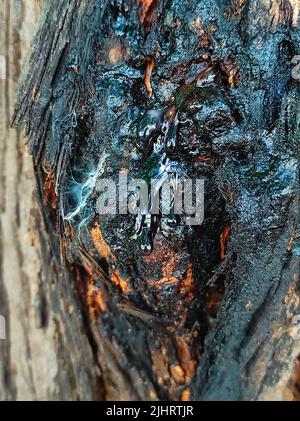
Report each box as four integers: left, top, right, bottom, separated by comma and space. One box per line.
3, 0, 300, 400
0, 0, 101, 401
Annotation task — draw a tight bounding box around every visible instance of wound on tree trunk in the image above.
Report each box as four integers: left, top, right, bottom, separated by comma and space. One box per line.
11, 0, 300, 401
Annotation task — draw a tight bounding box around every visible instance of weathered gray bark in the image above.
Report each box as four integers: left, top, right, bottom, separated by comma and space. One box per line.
2, 0, 300, 401
0, 0, 101, 401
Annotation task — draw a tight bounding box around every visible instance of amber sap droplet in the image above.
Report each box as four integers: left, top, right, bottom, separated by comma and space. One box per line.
165, 106, 177, 122
220, 225, 231, 261
139, 0, 154, 23
144, 56, 155, 97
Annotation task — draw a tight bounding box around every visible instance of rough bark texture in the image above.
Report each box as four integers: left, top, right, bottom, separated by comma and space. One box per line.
2, 0, 300, 401
0, 0, 101, 401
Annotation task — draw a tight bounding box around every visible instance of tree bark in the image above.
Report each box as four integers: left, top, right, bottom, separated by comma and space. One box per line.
3, 0, 300, 401
0, 0, 101, 401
